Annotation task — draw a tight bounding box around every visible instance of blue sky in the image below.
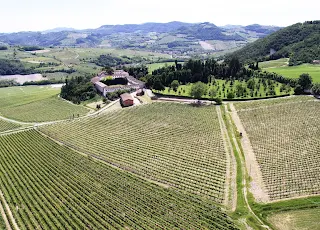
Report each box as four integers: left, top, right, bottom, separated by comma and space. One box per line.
1, 0, 318, 32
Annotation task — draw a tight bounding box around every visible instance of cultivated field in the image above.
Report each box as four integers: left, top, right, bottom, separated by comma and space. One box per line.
0, 86, 89, 122
235, 97, 320, 201
0, 130, 237, 229
40, 103, 230, 203
0, 119, 21, 132
268, 208, 320, 230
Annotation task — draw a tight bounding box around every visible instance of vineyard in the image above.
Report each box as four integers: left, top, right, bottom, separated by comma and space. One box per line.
0, 130, 238, 229
236, 98, 320, 200
233, 95, 315, 111
0, 119, 21, 132
0, 214, 5, 230
0, 86, 89, 122
40, 102, 229, 203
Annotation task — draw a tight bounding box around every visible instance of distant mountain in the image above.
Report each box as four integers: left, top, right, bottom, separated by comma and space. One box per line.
43, 27, 75, 33
93, 21, 190, 34
228, 21, 320, 65
0, 21, 282, 57
244, 24, 282, 36
177, 22, 245, 41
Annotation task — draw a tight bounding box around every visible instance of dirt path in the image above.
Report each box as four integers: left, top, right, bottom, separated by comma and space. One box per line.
0, 115, 34, 126
229, 103, 270, 203
0, 191, 19, 230
216, 106, 237, 211
222, 106, 270, 229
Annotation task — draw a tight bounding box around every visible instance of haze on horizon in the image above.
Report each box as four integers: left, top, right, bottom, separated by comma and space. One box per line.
1, 0, 318, 33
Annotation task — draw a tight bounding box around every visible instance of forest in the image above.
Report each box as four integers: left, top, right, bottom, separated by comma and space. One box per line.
60, 76, 97, 104
229, 21, 320, 65
0, 59, 31, 75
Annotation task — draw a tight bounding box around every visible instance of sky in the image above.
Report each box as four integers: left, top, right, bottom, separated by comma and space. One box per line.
0, 0, 319, 33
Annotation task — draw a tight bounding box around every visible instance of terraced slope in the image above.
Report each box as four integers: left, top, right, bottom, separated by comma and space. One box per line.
0, 130, 238, 229
40, 103, 229, 203
235, 97, 320, 200
0, 86, 89, 122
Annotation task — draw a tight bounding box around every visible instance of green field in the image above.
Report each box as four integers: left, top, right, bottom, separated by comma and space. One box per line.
268, 208, 320, 230
259, 58, 289, 68
156, 79, 293, 99
147, 62, 177, 73
0, 119, 21, 132
0, 86, 89, 122
261, 59, 320, 83
0, 130, 237, 229
40, 103, 229, 203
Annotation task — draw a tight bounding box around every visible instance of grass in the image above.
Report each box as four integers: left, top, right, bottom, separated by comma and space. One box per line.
221, 105, 265, 230
259, 58, 289, 68
147, 62, 177, 73
0, 86, 89, 122
40, 103, 229, 203
261, 59, 320, 83
0, 130, 238, 229
156, 79, 293, 99
250, 195, 320, 229
268, 208, 320, 230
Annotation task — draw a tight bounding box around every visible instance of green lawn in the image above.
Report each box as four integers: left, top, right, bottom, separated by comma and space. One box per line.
259, 58, 289, 68
0, 86, 89, 122
147, 62, 176, 73
262, 63, 320, 83
155, 79, 293, 99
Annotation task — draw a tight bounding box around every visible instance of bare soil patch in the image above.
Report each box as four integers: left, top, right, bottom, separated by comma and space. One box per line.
0, 74, 44, 84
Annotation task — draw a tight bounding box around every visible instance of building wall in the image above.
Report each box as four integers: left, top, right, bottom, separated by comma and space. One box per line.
121, 99, 134, 107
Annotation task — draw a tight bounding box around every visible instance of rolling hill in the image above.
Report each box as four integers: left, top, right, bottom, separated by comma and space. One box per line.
0, 22, 281, 57
229, 20, 320, 65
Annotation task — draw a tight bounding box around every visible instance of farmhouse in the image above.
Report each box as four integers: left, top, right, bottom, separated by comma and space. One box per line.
92, 70, 145, 95
120, 93, 134, 107
94, 81, 107, 97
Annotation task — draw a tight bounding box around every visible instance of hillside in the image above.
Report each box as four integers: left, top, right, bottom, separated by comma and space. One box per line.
229, 21, 320, 65
0, 22, 281, 57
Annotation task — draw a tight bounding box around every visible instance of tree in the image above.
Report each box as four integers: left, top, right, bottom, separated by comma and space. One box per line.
208, 88, 217, 100
228, 56, 241, 77
102, 66, 114, 75
227, 91, 235, 99
294, 84, 304, 95
171, 80, 179, 92
215, 97, 223, 105
190, 82, 207, 99
298, 73, 312, 90
312, 83, 320, 95
247, 79, 255, 90
152, 78, 165, 91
